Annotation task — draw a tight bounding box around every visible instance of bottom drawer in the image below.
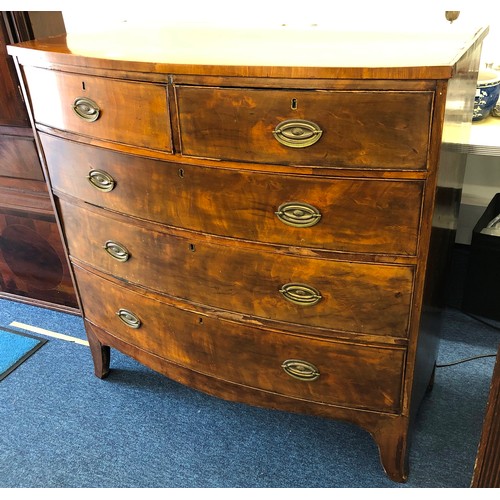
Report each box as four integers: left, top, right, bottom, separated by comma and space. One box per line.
75, 265, 405, 413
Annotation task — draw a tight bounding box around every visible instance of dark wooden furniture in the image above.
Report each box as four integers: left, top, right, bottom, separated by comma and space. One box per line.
8, 25, 487, 482
472, 345, 500, 487
0, 12, 77, 311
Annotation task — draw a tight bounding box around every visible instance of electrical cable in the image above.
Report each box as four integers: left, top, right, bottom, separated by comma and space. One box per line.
436, 353, 497, 368
435, 307, 500, 368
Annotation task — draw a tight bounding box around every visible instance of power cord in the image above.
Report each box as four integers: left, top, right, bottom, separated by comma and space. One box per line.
435, 308, 499, 369
436, 353, 497, 368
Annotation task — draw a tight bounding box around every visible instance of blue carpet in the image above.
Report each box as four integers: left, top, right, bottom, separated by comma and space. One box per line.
0, 296, 498, 488
0, 326, 47, 381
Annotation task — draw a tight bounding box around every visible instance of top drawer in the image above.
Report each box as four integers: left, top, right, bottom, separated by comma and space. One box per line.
23, 67, 172, 152
176, 86, 433, 169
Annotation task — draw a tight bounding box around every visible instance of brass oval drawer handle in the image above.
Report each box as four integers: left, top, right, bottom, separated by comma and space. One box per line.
72, 96, 100, 122
87, 169, 116, 192
272, 119, 323, 148
103, 240, 130, 262
282, 359, 320, 381
275, 202, 322, 228
279, 283, 322, 306
116, 308, 141, 329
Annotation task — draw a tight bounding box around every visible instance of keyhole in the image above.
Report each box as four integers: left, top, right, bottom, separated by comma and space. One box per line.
291, 98, 298, 110
178, 168, 185, 178
82, 81, 86, 91
189, 243, 196, 252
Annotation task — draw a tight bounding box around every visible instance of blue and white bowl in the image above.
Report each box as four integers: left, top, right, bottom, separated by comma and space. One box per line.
473, 70, 500, 121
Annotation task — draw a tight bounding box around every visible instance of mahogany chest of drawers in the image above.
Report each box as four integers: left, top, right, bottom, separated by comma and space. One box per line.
8, 25, 487, 482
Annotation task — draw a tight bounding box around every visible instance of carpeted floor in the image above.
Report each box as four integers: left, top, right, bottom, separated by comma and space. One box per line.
1, 243, 499, 488
0, 295, 498, 488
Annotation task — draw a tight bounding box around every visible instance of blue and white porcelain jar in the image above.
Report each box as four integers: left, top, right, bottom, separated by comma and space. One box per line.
473, 70, 500, 121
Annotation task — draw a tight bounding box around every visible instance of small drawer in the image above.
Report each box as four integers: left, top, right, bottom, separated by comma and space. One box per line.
42, 134, 423, 256
75, 265, 405, 413
24, 67, 172, 152
59, 200, 414, 338
176, 85, 433, 169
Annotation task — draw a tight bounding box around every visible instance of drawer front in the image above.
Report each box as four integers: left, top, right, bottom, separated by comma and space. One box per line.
24, 67, 172, 151
176, 86, 433, 169
75, 265, 405, 413
43, 134, 423, 256
59, 200, 413, 337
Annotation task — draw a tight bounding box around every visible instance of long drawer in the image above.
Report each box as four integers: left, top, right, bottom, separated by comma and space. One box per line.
24, 67, 172, 151
176, 85, 433, 169
75, 264, 405, 413
59, 199, 414, 337
42, 134, 423, 256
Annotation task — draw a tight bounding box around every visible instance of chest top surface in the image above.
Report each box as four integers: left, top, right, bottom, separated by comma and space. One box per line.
7, 24, 488, 80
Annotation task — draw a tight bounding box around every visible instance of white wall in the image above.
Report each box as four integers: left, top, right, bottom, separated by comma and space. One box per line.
458, 157, 500, 244
61, 1, 492, 33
